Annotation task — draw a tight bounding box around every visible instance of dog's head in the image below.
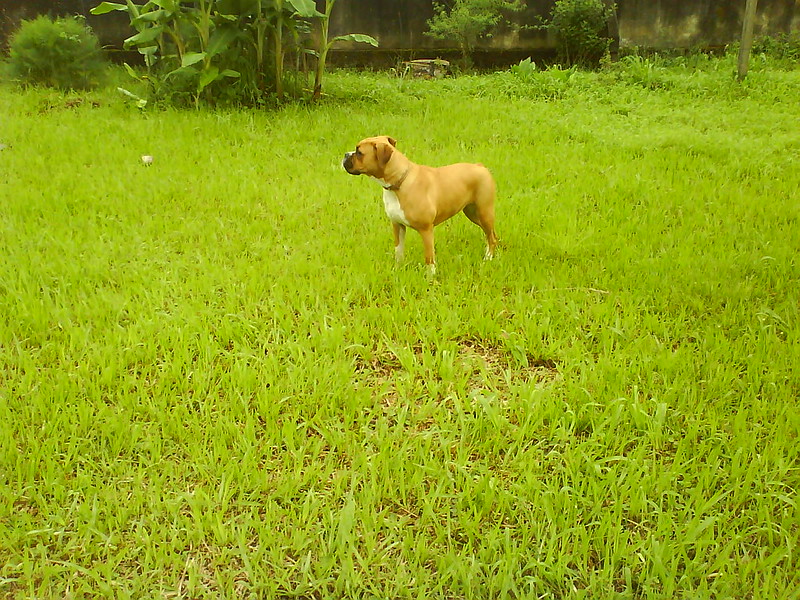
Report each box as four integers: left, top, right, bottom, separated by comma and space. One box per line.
342, 136, 397, 177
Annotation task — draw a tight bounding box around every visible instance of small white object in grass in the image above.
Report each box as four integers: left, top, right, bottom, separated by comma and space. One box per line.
141, 155, 154, 165
0, 143, 8, 151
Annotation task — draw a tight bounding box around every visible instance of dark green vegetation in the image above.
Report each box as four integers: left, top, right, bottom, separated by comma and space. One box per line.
0, 54, 799, 598
426, 0, 526, 67
89, 0, 376, 107
5, 15, 108, 90
550, 0, 615, 67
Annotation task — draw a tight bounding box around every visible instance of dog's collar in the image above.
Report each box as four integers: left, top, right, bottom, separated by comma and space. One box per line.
382, 167, 411, 191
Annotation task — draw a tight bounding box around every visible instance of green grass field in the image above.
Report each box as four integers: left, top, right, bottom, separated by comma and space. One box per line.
1, 57, 799, 598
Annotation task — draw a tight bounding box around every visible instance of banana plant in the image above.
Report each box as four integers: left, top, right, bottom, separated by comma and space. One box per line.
165, 0, 241, 106
91, 0, 361, 104
312, 0, 377, 100
93, 0, 241, 106
266, 0, 321, 99
213, 0, 319, 99
91, 0, 164, 69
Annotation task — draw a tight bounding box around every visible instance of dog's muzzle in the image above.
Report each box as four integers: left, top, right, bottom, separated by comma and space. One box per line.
342, 152, 359, 175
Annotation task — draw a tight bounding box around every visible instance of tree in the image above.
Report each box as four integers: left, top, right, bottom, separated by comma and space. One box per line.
549, 0, 614, 68
426, 0, 526, 68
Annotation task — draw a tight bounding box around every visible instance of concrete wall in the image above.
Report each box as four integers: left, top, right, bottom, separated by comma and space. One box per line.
321, 0, 555, 66
325, 0, 554, 50
617, 0, 800, 49
324, 0, 798, 53
2, 0, 798, 59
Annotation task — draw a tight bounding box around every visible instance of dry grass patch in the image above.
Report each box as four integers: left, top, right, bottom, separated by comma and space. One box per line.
352, 337, 559, 407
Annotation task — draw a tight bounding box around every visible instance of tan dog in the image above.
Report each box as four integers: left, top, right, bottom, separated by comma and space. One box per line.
342, 136, 497, 274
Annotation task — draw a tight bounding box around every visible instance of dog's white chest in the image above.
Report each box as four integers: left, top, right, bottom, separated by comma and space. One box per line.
382, 189, 410, 226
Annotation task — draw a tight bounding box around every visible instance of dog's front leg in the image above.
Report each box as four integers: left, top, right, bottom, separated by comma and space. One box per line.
419, 226, 436, 276
392, 222, 406, 264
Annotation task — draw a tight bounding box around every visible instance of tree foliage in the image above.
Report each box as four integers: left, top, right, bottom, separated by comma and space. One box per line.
426, 0, 525, 67
550, 0, 613, 67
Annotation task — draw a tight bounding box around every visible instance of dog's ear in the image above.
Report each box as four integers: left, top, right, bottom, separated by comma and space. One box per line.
387, 137, 397, 148
376, 142, 394, 168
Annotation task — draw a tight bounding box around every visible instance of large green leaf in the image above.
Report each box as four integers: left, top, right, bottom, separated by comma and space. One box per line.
132, 9, 171, 25
164, 65, 196, 79
207, 26, 240, 59
181, 52, 206, 67
124, 25, 164, 48
125, 0, 142, 19
331, 33, 379, 46
198, 66, 220, 91
90, 2, 128, 15
286, 0, 324, 18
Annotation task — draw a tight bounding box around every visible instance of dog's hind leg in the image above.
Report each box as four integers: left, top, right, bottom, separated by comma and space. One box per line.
463, 204, 498, 260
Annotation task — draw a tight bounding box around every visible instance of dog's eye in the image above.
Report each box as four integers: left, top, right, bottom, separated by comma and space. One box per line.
355, 149, 362, 156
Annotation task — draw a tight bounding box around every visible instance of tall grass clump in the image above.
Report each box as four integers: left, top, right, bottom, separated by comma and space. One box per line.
6, 15, 107, 90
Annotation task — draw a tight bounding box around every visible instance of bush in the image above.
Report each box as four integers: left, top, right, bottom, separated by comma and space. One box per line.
426, 0, 525, 68
550, 0, 613, 67
7, 15, 107, 90
752, 32, 800, 62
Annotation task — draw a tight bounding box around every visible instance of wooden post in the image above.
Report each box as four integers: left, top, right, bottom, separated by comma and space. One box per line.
737, 0, 759, 80
603, 0, 620, 62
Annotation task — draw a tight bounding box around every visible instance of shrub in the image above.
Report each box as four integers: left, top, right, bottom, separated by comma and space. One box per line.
550, 0, 613, 67
426, 0, 525, 68
7, 15, 107, 90
752, 32, 800, 62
